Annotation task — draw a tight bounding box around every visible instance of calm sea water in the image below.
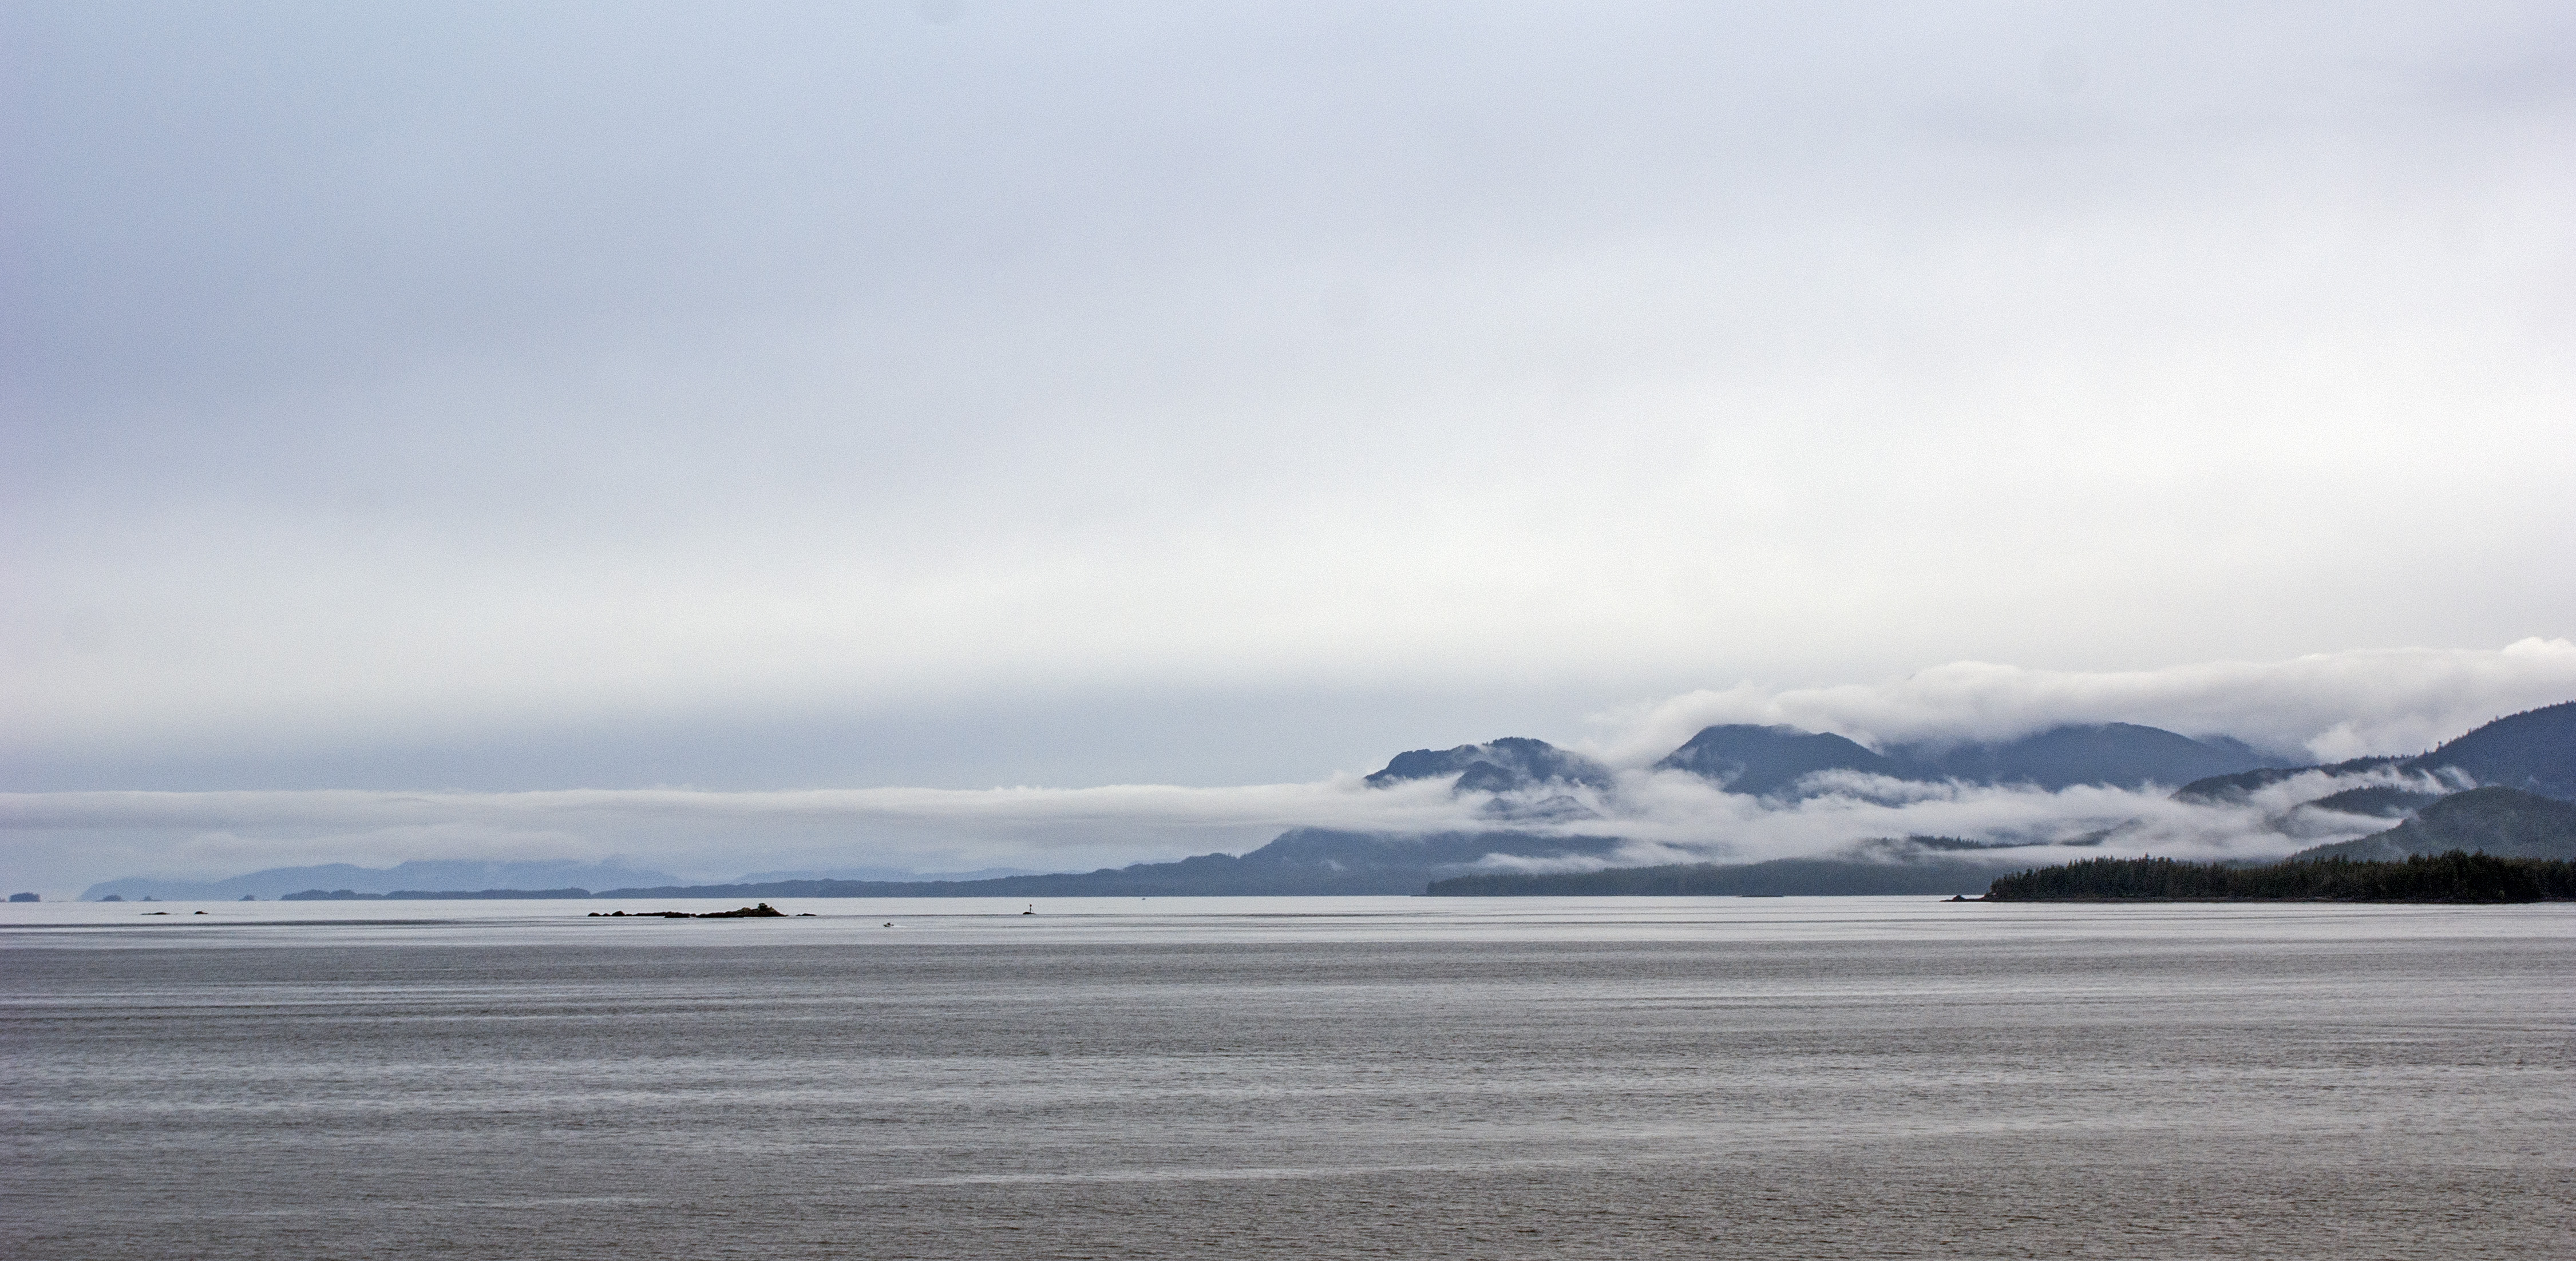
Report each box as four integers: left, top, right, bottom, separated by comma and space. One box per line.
6, 897, 2571, 1259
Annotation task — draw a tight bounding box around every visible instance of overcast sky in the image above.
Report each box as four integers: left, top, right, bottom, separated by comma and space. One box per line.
6, 2, 2574, 855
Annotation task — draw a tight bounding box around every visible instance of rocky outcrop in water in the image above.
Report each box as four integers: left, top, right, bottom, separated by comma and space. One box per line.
588, 903, 792, 919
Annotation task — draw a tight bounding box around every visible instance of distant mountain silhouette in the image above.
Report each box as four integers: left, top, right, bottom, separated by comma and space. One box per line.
1364, 737, 1615, 793
2290, 787, 2576, 862
1653, 725, 1905, 795
2301, 785, 2446, 818
598, 829, 1625, 899
1887, 723, 2289, 791
2171, 756, 2408, 803
725, 865, 1038, 883
82, 858, 680, 902
1364, 723, 2285, 801
2412, 702, 2576, 800
279, 886, 596, 901
1651, 722, 2281, 798
2175, 701, 2574, 807
86, 702, 2566, 903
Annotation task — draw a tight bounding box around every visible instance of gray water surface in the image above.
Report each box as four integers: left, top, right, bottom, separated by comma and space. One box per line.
6, 897, 2571, 1258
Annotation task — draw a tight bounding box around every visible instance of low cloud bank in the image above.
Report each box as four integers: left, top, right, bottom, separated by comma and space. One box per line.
1, 766, 2408, 898
0, 779, 1474, 895
1587, 639, 2576, 764
10, 641, 2564, 897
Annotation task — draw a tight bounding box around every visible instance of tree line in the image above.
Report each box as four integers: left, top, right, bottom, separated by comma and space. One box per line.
1984, 850, 2576, 902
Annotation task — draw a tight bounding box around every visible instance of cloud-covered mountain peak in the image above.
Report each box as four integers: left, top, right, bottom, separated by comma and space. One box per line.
1652, 720, 2289, 798
1364, 737, 1616, 794
1651, 725, 1902, 796
2413, 701, 2576, 801
1883, 723, 2293, 791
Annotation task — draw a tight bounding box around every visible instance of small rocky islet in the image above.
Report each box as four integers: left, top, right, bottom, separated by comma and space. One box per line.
587, 903, 810, 919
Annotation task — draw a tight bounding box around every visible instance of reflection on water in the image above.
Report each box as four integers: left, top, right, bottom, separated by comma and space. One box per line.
7, 898, 2572, 1259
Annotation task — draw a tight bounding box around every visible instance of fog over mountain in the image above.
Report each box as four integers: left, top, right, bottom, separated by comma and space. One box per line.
15, 647, 2573, 898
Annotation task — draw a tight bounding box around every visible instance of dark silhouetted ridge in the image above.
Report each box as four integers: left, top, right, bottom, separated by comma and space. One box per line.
2170, 701, 2574, 809
1364, 737, 1615, 792
2301, 785, 2446, 818
2411, 701, 2576, 800
279, 887, 595, 900
1655, 721, 2281, 798
2290, 787, 2576, 862
2171, 757, 2405, 803
1892, 723, 2286, 790
1652, 725, 1904, 795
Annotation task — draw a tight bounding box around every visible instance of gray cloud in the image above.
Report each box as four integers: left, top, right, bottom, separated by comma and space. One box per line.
1588, 639, 2576, 763
5, 4, 2572, 798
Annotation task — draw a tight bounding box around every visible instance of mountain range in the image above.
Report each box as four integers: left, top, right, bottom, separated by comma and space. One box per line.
2176, 701, 2576, 804
81, 859, 685, 903
81, 859, 1039, 903
588, 721, 2323, 901
76, 702, 2575, 901
2288, 787, 2576, 862
1372, 721, 2294, 799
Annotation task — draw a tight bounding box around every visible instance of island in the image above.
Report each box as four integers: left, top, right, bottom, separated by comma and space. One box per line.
588, 903, 794, 919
